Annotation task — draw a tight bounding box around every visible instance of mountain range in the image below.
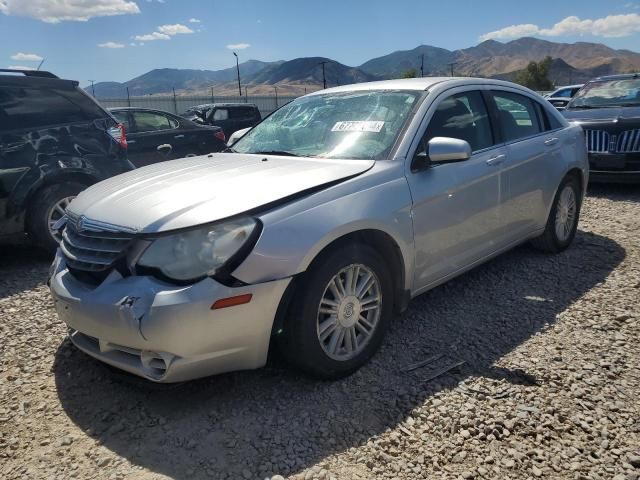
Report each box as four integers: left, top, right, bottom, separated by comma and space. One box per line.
88, 37, 640, 97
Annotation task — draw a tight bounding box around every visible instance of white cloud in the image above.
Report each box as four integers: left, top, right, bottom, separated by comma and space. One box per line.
480, 24, 539, 41
188, 17, 200, 23
480, 13, 640, 41
10, 52, 43, 61
7, 65, 35, 70
226, 43, 250, 50
0, 0, 140, 23
134, 32, 170, 41
157, 23, 193, 35
98, 41, 125, 48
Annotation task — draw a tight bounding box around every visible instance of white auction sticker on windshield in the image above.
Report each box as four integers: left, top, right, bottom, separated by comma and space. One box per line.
331, 121, 384, 132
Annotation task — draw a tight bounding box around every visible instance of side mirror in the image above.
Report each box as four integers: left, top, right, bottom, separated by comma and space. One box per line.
427, 137, 472, 164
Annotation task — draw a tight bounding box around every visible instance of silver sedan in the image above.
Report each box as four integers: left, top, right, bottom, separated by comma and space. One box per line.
49, 78, 588, 382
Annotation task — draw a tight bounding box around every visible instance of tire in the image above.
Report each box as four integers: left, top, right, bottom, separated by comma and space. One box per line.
530, 175, 581, 253
278, 243, 394, 379
27, 182, 87, 254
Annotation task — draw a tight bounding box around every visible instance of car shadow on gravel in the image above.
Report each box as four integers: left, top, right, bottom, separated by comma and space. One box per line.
0, 244, 51, 299
53, 229, 624, 480
587, 183, 640, 202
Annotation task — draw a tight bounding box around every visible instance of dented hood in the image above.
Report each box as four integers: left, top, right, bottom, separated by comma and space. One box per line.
68, 153, 374, 233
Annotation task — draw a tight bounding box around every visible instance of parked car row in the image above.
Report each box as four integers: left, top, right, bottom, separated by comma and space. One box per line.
0, 69, 263, 251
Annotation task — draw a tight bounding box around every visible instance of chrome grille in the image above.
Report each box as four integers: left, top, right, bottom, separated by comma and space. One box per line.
617, 129, 640, 153
585, 129, 610, 153
60, 213, 135, 272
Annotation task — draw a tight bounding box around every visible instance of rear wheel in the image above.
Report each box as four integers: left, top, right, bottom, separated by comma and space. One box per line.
28, 182, 86, 254
530, 175, 581, 253
278, 243, 393, 379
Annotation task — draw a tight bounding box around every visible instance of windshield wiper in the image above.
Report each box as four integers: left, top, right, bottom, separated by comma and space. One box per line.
222, 147, 236, 153
251, 150, 305, 157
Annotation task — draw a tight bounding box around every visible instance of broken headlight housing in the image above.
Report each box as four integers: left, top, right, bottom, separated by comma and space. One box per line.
137, 217, 260, 282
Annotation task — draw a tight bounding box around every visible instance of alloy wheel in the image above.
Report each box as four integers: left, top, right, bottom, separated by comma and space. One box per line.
554, 185, 577, 242
47, 196, 75, 243
316, 263, 382, 361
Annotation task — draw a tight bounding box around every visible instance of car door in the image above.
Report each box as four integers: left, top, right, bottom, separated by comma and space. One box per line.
127, 110, 181, 167
406, 89, 507, 292
486, 89, 554, 243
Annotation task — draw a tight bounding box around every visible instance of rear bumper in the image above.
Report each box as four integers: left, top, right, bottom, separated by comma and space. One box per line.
49, 253, 291, 382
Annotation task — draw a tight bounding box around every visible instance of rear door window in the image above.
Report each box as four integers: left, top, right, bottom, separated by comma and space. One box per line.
489, 91, 543, 142
131, 111, 177, 132
0, 86, 107, 131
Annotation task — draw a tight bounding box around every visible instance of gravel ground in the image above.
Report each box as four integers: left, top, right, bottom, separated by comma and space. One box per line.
1, 185, 639, 480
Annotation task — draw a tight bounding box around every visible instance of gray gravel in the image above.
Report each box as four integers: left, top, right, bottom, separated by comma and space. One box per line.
1, 185, 639, 480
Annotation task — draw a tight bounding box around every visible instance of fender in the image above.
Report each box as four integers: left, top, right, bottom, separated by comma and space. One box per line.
232, 161, 416, 292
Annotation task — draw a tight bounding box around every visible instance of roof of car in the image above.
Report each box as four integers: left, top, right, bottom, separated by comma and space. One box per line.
0, 68, 79, 89
591, 73, 640, 82
553, 84, 584, 90
307, 77, 536, 95
186, 103, 259, 109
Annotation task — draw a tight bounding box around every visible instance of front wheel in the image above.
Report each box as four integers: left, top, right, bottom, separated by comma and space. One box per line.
278, 243, 394, 379
530, 175, 581, 253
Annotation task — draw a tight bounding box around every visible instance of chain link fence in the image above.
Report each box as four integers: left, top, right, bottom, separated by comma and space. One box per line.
95, 94, 300, 117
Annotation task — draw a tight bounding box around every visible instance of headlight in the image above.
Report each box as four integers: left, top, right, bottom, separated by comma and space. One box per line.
137, 217, 259, 282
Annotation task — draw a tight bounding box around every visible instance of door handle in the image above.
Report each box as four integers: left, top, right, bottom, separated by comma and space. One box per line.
157, 143, 172, 152
174, 134, 185, 139
486, 154, 505, 166
544, 137, 559, 146
127, 139, 136, 144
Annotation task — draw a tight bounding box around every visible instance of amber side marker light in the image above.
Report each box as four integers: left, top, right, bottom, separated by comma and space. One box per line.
211, 294, 253, 310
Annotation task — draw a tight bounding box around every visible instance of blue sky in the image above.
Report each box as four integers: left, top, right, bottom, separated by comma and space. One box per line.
2, 0, 640, 84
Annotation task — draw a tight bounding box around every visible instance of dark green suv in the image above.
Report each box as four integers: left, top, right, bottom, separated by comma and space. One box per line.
0, 69, 133, 253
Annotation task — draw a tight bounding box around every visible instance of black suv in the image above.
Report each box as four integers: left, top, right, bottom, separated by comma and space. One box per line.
0, 69, 132, 252
181, 103, 261, 138
563, 74, 640, 182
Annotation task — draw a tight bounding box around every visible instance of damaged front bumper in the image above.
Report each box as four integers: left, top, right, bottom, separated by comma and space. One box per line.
49, 253, 291, 382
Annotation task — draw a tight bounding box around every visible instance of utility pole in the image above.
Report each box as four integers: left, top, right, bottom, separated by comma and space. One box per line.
126, 86, 131, 107
447, 62, 456, 77
88, 80, 96, 97
244, 85, 248, 102
420, 54, 424, 78
318, 61, 328, 89
233, 52, 242, 97
274, 85, 278, 107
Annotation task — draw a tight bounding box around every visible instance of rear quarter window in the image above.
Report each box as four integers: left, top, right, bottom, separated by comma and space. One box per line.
0, 86, 107, 131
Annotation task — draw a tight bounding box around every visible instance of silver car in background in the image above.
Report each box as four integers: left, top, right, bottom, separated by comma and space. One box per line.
49, 78, 588, 382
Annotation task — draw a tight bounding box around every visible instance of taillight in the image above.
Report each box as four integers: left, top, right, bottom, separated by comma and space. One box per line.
214, 130, 225, 142
108, 123, 127, 148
